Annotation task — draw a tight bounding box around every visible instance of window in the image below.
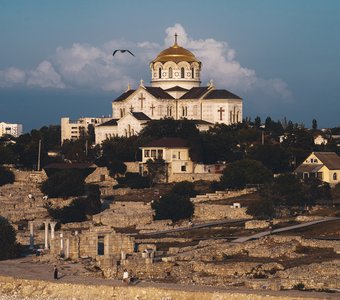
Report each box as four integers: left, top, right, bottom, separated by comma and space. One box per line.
181, 67, 185, 78
169, 67, 173, 78
97, 236, 104, 256
151, 150, 156, 158
191, 68, 194, 78
158, 67, 162, 78
333, 173, 338, 181
157, 150, 163, 158
181, 165, 186, 172
144, 150, 150, 157
178, 152, 181, 159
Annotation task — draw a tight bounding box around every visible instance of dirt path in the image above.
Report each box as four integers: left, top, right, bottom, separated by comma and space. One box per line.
0, 256, 338, 299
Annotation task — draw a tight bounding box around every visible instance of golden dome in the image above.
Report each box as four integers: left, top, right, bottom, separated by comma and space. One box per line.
152, 41, 200, 64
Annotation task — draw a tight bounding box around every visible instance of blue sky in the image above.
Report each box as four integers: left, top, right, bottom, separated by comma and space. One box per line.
1, 0, 340, 131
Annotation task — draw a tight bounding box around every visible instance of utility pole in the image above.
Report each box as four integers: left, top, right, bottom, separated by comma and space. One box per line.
37, 139, 42, 171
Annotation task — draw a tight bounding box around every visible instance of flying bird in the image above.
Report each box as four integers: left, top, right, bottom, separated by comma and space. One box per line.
112, 49, 135, 57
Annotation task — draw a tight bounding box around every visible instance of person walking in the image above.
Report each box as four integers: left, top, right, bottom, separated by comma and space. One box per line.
53, 265, 58, 280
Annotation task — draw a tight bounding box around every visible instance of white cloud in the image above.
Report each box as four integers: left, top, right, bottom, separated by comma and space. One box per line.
0, 23, 291, 102
164, 23, 291, 101
0, 67, 26, 87
27, 61, 65, 88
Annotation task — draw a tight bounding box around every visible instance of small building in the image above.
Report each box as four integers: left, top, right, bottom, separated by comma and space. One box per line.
0, 122, 23, 137
139, 137, 224, 182
61, 117, 111, 143
294, 152, 340, 185
314, 134, 328, 145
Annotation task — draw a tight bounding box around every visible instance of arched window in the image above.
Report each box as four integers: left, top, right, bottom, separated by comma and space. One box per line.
191, 68, 194, 78
158, 67, 162, 78
181, 67, 185, 78
182, 106, 187, 117
167, 106, 172, 117
169, 67, 173, 78
333, 173, 338, 181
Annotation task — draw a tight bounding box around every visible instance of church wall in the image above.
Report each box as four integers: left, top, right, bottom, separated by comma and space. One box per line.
95, 125, 118, 145
117, 115, 145, 137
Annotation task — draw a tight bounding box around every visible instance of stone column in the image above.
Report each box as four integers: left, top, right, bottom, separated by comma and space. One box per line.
104, 235, 110, 257
29, 221, 34, 250
60, 233, 64, 256
65, 238, 70, 259
50, 222, 57, 239
43, 221, 49, 249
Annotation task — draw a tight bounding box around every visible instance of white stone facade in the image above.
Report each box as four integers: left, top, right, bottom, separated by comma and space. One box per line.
0, 122, 23, 137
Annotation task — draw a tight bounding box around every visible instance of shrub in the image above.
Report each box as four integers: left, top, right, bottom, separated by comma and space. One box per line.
47, 185, 101, 224
171, 181, 196, 197
152, 192, 194, 222
0, 166, 15, 186
246, 198, 275, 220
116, 172, 150, 189
0, 216, 19, 260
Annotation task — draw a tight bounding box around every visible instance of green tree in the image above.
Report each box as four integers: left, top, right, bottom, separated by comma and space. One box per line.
246, 198, 275, 220
254, 116, 261, 128
0, 166, 15, 186
47, 184, 101, 223
0, 216, 19, 260
146, 158, 167, 185
220, 159, 272, 189
248, 144, 290, 173
108, 160, 127, 178
116, 172, 150, 189
151, 181, 195, 222
41, 169, 85, 198
312, 119, 317, 131
171, 181, 197, 197
270, 174, 309, 206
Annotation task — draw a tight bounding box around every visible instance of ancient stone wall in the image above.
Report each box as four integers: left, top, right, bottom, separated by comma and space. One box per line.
92, 201, 153, 228
191, 188, 257, 203
169, 173, 220, 182
194, 203, 251, 220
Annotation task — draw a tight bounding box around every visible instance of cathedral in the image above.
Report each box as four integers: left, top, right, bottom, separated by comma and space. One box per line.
93, 34, 243, 144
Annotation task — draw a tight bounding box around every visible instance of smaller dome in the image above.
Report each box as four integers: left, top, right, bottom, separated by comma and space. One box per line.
152, 41, 200, 64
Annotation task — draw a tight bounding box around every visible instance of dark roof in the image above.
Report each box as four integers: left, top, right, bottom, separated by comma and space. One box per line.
180, 87, 210, 99
144, 137, 188, 148
204, 89, 242, 100
165, 86, 189, 92
97, 119, 119, 127
44, 163, 96, 169
314, 152, 340, 169
144, 86, 174, 99
113, 89, 135, 102
294, 164, 323, 173
131, 112, 151, 121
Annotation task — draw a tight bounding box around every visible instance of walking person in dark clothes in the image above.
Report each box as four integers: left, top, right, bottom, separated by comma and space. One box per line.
53, 265, 58, 280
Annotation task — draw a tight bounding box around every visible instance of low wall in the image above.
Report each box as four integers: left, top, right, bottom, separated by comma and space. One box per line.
194, 204, 251, 220
0, 275, 329, 300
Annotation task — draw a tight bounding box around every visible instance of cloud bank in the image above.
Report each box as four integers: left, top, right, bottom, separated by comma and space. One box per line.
0, 23, 291, 102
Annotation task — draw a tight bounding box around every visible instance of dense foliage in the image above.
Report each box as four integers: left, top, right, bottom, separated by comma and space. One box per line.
220, 159, 272, 189
0, 166, 15, 186
152, 181, 195, 222
116, 172, 150, 189
0, 216, 19, 260
47, 185, 101, 223
41, 169, 85, 198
